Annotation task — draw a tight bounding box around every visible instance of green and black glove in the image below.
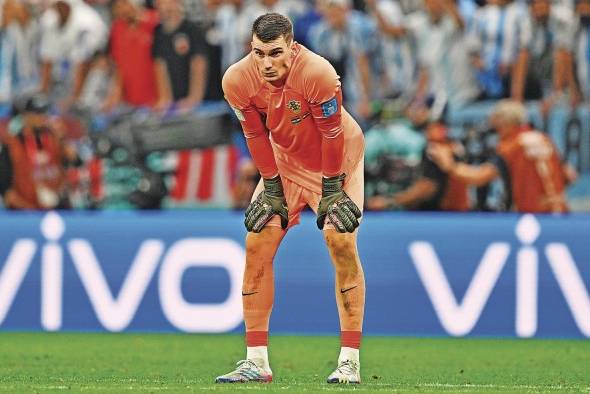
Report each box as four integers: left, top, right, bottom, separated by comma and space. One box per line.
244, 175, 289, 233
316, 174, 362, 233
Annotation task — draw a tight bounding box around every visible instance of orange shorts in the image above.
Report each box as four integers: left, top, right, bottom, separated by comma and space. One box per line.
251, 159, 364, 230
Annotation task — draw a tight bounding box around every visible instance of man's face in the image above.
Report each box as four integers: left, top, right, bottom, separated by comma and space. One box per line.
54, 1, 71, 27
260, 0, 279, 7
112, 0, 138, 22
423, 0, 444, 21
324, 4, 347, 30
530, 0, 551, 23
251, 34, 294, 84
489, 114, 515, 138
406, 104, 430, 129
155, 0, 181, 21
577, 0, 590, 18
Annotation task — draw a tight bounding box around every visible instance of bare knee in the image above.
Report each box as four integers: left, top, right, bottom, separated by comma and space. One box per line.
245, 227, 283, 261
243, 227, 283, 289
324, 231, 358, 269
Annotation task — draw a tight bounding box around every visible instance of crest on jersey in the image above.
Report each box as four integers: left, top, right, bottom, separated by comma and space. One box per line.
287, 100, 302, 114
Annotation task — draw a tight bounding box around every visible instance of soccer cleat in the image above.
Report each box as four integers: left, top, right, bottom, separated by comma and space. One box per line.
215, 359, 273, 383
326, 359, 361, 384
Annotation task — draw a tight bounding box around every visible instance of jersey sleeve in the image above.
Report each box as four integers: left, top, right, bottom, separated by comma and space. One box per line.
303, 60, 345, 178
222, 69, 278, 178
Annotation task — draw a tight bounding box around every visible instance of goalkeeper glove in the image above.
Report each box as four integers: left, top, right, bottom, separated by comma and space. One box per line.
244, 175, 288, 233
316, 174, 362, 233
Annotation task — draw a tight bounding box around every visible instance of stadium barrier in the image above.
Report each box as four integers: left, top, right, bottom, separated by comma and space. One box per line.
0, 211, 589, 338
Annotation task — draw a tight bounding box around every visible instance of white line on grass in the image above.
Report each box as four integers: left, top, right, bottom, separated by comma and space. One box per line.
418, 383, 585, 390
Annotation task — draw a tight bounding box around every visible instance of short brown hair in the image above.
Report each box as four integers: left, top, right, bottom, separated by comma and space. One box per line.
252, 13, 293, 43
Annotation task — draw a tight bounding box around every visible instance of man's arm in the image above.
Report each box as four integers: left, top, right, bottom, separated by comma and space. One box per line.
4, 189, 38, 209
392, 178, 438, 207
552, 49, 569, 94
222, 71, 279, 178
39, 61, 53, 94
102, 66, 123, 111
511, 11, 532, 101
305, 60, 361, 232
305, 62, 345, 177
178, 55, 207, 109
414, 68, 430, 102
222, 69, 287, 231
69, 61, 92, 104
511, 49, 529, 102
442, 0, 465, 31
448, 162, 499, 186
153, 59, 174, 109
356, 53, 372, 119
564, 50, 582, 105
428, 144, 499, 186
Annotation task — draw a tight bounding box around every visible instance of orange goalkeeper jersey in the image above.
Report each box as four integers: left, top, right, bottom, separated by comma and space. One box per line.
222, 43, 364, 194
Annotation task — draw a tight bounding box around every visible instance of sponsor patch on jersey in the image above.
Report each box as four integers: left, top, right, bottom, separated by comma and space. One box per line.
287, 99, 302, 114
231, 106, 245, 121
321, 97, 338, 118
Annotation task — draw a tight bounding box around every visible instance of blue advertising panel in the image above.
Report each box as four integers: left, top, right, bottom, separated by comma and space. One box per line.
0, 211, 589, 338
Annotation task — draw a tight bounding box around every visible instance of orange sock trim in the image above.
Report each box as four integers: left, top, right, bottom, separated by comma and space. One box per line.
246, 331, 268, 347
341, 331, 361, 349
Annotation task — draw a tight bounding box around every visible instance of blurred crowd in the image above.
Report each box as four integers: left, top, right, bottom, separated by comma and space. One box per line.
0, 0, 586, 212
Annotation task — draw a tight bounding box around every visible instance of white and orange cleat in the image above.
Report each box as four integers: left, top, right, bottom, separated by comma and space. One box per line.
215, 359, 272, 383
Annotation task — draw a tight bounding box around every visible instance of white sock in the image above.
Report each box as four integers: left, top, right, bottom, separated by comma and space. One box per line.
338, 347, 360, 364
247, 346, 271, 372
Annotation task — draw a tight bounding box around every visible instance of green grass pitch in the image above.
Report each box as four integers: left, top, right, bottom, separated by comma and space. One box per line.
0, 333, 589, 393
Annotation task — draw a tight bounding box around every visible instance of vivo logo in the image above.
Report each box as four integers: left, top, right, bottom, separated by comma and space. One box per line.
0, 212, 245, 332
410, 215, 590, 337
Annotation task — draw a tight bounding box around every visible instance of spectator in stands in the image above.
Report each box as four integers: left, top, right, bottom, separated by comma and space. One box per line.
0, 0, 40, 103
293, 0, 323, 49
365, 0, 415, 99
526, 0, 579, 113
0, 95, 79, 209
428, 100, 574, 213
198, 0, 225, 101
152, 0, 207, 111
573, 0, 590, 101
407, 0, 480, 110
102, 0, 159, 111
308, 0, 380, 122
39, 0, 108, 109
467, 0, 532, 100
215, 0, 249, 71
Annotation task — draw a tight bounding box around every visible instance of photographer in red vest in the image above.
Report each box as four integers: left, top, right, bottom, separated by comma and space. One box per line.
0, 96, 78, 210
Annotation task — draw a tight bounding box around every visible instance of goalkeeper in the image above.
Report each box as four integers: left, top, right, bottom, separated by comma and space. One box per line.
217, 12, 366, 385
